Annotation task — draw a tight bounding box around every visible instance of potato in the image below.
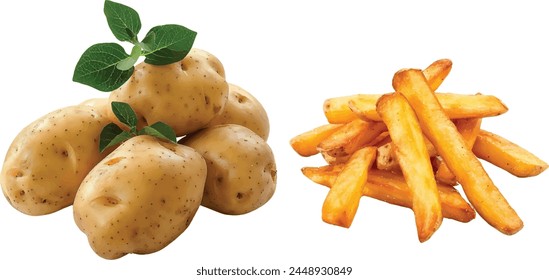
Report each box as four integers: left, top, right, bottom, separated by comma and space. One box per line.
80, 98, 110, 117
109, 48, 229, 136
0, 105, 111, 215
206, 83, 270, 140
181, 124, 277, 215
73, 135, 207, 259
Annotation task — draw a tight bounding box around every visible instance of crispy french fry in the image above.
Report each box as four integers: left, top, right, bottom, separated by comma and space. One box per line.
321, 147, 377, 228
350, 93, 508, 122
323, 95, 361, 124
376, 92, 443, 242
290, 123, 343, 157
435, 118, 482, 185
421, 59, 453, 90
320, 150, 350, 165
326, 59, 453, 124
473, 130, 548, 177
302, 166, 475, 223
393, 68, 523, 235
317, 119, 386, 158
376, 135, 437, 171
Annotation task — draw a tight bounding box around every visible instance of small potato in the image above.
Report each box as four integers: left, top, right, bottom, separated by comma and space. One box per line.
109, 48, 229, 136
1, 105, 111, 215
181, 124, 277, 215
73, 135, 207, 259
206, 83, 270, 140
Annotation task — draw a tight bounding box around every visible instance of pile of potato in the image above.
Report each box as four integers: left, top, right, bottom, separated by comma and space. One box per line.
0, 48, 277, 259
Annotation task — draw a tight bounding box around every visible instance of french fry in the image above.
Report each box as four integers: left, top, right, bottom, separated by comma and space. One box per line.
290, 123, 343, 157
473, 130, 549, 177
435, 118, 482, 185
317, 119, 386, 158
326, 59, 452, 124
393, 68, 523, 235
376, 135, 438, 171
350, 93, 508, 122
323, 95, 361, 124
302, 166, 475, 223
348, 59, 451, 122
321, 146, 377, 228
421, 59, 453, 90
376, 92, 443, 242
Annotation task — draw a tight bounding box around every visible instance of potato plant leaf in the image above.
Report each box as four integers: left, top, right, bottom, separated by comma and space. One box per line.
74, 0, 196, 92
99, 123, 132, 152
111, 101, 138, 132
139, 122, 177, 143
72, 43, 134, 92
141, 24, 197, 65
104, 0, 141, 43
99, 102, 178, 152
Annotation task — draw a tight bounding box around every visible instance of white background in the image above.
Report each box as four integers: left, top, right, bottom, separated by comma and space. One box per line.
1, 0, 548, 279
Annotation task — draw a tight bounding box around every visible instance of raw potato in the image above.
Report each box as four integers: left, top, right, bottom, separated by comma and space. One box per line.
0, 105, 111, 215
181, 124, 277, 215
73, 135, 207, 260
80, 98, 110, 117
206, 83, 270, 140
109, 48, 229, 136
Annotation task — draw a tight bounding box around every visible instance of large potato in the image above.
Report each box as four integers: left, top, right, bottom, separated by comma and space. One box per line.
0, 105, 111, 215
206, 83, 270, 140
181, 124, 277, 215
109, 48, 229, 136
73, 135, 206, 259
80, 98, 110, 117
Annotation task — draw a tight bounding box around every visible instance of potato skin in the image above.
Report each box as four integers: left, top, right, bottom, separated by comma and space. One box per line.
80, 98, 110, 117
0, 105, 111, 215
109, 48, 229, 136
182, 124, 277, 215
73, 135, 206, 259
207, 83, 270, 140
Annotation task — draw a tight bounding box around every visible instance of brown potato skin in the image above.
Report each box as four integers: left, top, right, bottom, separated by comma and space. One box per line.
109, 48, 229, 136
0, 105, 111, 215
206, 83, 270, 140
181, 124, 277, 215
73, 135, 207, 259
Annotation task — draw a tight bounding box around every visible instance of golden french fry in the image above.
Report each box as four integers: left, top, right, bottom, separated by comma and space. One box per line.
290, 123, 343, 157
326, 59, 453, 124
323, 95, 361, 124
317, 119, 386, 158
473, 130, 548, 177
421, 59, 453, 90
302, 166, 475, 223
320, 150, 350, 165
321, 147, 377, 228
393, 68, 523, 235
366, 169, 475, 223
376, 92, 443, 242
435, 118, 482, 185
350, 93, 508, 122
376, 135, 437, 171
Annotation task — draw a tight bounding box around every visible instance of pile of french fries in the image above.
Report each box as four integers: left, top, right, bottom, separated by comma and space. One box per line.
290, 59, 548, 242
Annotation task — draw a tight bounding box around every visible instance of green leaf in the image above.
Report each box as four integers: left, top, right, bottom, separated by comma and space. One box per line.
104, 0, 141, 43
111, 101, 138, 131
139, 122, 177, 143
73, 43, 134, 92
99, 123, 132, 152
117, 45, 142, 71
141, 24, 197, 65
